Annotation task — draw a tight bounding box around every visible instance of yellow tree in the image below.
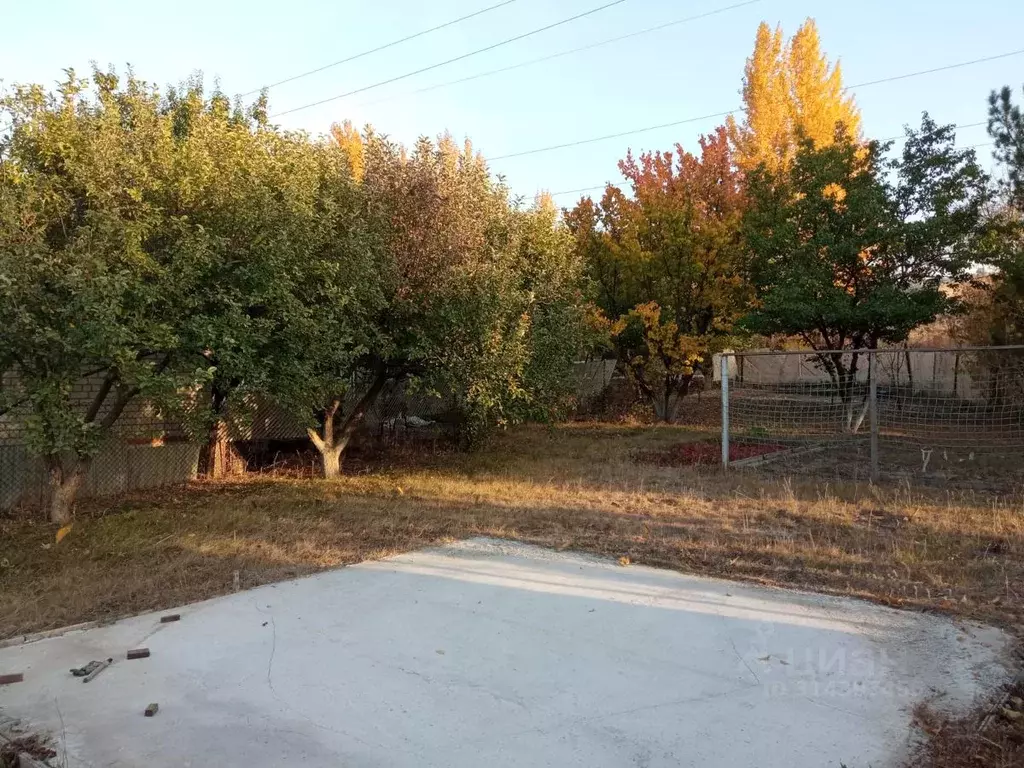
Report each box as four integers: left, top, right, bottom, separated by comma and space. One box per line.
329, 119, 364, 182
728, 19, 860, 172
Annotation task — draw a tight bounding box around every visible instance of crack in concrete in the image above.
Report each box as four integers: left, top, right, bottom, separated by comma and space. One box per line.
729, 636, 761, 686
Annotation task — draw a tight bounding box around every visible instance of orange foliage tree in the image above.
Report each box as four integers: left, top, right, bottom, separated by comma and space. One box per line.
566, 128, 748, 421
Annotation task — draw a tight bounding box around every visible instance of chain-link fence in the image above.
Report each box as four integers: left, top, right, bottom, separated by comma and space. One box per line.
0, 371, 200, 510
5, 359, 623, 510
0, 372, 455, 511
719, 346, 1024, 489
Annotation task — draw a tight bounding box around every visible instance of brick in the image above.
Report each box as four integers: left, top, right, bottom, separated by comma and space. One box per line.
126, 648, 150, 660
159, 614, 180, 623
144, 703, 159, 717
0, 673, 24, 685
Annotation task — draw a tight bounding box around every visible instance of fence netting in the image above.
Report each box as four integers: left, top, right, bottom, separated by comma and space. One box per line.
0, 373, 454, 511
721, 346, 1024, 489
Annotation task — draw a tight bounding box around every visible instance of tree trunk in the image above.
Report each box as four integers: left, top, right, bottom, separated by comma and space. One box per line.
320, 444, 344, 478
848, 395, 870, 434
309, 398, 343, 478
201, 418, 244, 478
199, 382, 245, 479
308, 372, 390, 479
46, 455, 85, 526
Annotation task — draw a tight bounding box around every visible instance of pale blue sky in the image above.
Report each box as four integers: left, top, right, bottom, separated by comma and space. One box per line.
2, 0, 1022, 201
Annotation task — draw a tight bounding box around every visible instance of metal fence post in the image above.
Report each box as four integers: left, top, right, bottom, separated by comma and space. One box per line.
869, 352, 879, 481
721, 353, 730, 468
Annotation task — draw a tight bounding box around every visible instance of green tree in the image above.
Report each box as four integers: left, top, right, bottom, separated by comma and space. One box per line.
0, 68, 587, 504
0, 69, 381, 515
511, 194, 591, 423
162, 84, 378, 478
567, 127, 748, 421
953, 85, 1024, 360
742, 117, 989, 429
988, 84, 1024, 210
302, 131, 587, 473
0, 70, 202, 522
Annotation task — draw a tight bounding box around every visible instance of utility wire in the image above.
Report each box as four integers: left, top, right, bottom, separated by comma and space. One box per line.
490, 49, 1024, 161
240, 0, 518, 97
548, 184, 609, 197
269, 0, 630, 118
493, 109, 738, 160
355, 0, 762, 109
846, 49, 1024, 90
879, 120, 987, 144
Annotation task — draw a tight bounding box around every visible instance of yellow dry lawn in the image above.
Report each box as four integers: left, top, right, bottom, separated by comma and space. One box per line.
1, 423, 1023, 642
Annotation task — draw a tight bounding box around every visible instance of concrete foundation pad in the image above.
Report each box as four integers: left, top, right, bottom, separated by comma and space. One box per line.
0, 538, 1013, 767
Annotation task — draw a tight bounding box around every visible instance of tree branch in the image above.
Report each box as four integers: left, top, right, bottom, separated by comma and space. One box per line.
337, 371, 389, 447
83, 370, 117, 425
306, 427, 326, 453
95, 354, 172, 432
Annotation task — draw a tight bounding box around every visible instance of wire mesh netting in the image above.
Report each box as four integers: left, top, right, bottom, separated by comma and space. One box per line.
721, 346, 1024, 489
0, 371, 455, 511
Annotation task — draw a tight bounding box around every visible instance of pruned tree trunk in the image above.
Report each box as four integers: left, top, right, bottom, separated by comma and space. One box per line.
46, 455, 86, 526
319, 443, 345, 478
308, 372, 389, 478
658, 385, 673, 423
652, 374, 693, 423
308, 399, 345, 478
39, 372, 145, 524
201, 418, 244, 478
200, 383, 244, 479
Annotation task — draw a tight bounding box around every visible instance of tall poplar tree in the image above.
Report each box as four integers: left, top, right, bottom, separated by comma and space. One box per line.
728, 18, 861, 172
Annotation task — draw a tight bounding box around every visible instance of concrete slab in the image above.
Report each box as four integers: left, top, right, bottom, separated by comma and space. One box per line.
0, 538, 1013, 768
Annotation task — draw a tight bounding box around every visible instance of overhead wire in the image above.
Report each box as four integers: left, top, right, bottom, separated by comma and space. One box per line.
846, 48, 1024, 90
353, 0, 763, 109
489, 49, 1024, 161
240, 0, 519, 97
269, 0, 631, 118
492, 109, 738, 160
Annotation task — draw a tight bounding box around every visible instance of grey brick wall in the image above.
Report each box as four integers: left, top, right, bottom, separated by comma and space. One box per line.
1, 372, 199, 510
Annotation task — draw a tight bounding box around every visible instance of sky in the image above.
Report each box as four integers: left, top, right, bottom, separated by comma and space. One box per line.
2, 0, 1022, 203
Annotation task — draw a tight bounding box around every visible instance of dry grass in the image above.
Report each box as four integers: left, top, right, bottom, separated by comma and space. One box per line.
2, 422, 1024, 642
908, 678, 1024, 767
2, 422, 1023, 767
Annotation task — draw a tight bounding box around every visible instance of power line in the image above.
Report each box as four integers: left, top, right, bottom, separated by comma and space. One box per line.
548, 185, 609, 197
490, 49, 1024, 161
492, 109, 738, 160
270, 0, 631, 118
881, 120, 987, 144
845, 49, 1024, 90
240, 0, 518, 97
355, 0, 762, 109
